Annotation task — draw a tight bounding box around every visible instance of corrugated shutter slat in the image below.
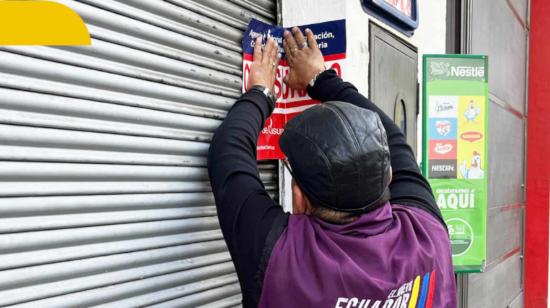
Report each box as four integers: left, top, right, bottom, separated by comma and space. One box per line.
0, 0, 277, 306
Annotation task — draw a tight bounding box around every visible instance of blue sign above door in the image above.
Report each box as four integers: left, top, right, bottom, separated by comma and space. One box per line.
362, 0, 419, 36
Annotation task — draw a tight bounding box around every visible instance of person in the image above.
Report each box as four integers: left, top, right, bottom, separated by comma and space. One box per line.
208, 27, 456, 308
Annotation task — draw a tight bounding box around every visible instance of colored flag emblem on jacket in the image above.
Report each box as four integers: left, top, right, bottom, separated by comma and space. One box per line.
334, 270, 437, 308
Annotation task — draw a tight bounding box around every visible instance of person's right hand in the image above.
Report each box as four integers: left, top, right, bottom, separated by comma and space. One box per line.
283, 27, 325, 90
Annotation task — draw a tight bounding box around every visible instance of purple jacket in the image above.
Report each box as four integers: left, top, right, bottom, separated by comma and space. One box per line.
208, 70, 451, 306
259, 203, 456, 308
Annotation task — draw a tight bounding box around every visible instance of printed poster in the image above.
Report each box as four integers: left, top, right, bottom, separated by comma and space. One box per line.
422, 55, 488, 272
242, 19, 347, 160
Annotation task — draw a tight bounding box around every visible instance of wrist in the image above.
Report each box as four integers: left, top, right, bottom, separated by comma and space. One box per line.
307, 66, 327, 88
306, 68, 340, 100
307, 67, 336, 89
248, 85, 277, 108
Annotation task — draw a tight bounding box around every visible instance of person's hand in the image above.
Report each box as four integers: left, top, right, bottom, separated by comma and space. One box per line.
249, 36, 280, 91
283, 27, 325, 90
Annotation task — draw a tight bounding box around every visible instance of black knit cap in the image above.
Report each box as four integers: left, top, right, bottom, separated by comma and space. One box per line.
279, 101, 391, 213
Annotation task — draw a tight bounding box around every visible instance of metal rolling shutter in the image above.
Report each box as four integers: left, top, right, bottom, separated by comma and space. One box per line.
0, 0, 277, 307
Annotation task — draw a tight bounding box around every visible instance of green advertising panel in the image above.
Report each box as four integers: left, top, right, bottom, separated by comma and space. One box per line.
422, 55, 488, 272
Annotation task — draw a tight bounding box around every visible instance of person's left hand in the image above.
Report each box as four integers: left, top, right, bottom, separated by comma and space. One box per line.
248, 36, 280, 91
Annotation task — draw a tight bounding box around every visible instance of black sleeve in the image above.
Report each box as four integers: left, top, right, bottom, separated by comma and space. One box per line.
207, 90, 289, 306
308, 69, 444, 225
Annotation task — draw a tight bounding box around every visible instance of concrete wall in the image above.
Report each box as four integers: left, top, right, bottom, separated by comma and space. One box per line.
462, 0, 529, 307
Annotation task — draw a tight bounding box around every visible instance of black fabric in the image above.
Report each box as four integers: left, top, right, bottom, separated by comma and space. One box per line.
252, 213, 289, 304
207, 91, 289, 308
207, 71, 444, 307
279, 101, 391, 212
